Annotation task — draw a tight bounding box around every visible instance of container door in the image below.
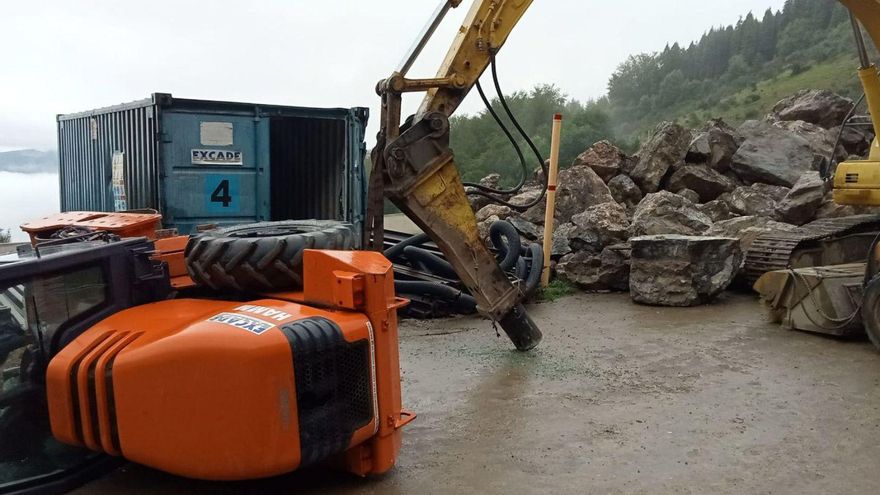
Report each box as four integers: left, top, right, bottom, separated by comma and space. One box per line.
345, 108, 369, 242
159, 112, 269, 234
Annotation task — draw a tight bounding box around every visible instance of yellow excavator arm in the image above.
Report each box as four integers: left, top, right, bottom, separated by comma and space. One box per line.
365, 0, 880, 350
366, 0, 540, 351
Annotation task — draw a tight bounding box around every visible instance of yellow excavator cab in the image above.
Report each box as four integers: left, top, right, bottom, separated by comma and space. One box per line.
833, 1, 880, 205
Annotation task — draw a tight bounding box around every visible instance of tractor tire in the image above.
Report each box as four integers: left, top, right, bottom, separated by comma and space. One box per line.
185, 220, 355, 292
862, 276, 880, 351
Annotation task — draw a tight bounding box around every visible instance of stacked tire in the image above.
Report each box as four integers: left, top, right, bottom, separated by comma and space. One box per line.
185, 220, 355, 292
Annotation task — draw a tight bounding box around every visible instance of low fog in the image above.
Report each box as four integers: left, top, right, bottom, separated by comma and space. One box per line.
0, 172, 59, 241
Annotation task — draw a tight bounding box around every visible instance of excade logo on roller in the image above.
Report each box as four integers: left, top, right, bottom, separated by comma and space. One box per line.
208, 312, 274, 335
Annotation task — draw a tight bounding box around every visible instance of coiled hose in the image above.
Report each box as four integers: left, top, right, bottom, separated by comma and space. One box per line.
386, 220, 544, 317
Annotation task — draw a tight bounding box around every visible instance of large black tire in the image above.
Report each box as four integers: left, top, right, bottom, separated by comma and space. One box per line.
185, 220, 355, 292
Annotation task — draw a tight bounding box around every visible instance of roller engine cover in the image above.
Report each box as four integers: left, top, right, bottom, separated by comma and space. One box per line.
44, 250, 411, 481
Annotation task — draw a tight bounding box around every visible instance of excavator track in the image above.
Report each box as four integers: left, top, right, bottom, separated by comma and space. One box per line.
744, 214, 880, 284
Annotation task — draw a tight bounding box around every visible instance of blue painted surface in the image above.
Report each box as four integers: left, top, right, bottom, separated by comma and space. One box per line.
160, 112, 265, 234
57, 94, 368, 239
204, 174, 241, 214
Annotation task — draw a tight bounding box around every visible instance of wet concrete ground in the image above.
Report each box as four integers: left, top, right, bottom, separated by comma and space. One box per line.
77, 292, 880, 494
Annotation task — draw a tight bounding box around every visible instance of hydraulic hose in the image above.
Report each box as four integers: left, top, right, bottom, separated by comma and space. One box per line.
462, 50, 548, 210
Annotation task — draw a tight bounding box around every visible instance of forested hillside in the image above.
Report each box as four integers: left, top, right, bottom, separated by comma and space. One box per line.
450, 0, 872, 184
607, 0, 870, 135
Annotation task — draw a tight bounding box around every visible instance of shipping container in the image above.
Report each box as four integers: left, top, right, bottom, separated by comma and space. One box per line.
56, 93, 369, 237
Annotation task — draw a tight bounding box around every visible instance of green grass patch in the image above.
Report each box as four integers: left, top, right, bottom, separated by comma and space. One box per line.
539, 278, 575, 302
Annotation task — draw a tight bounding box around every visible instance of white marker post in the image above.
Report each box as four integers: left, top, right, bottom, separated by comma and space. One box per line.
541, 113, 563, 288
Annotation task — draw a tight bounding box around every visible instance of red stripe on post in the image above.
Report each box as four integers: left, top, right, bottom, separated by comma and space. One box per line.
553, 113, 563, 121
547, 185, 557, 191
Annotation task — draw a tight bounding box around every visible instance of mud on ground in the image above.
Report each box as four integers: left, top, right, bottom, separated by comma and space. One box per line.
78, 292, 880, 494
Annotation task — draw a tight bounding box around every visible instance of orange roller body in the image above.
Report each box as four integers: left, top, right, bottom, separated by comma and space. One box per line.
45, 250, 413, 480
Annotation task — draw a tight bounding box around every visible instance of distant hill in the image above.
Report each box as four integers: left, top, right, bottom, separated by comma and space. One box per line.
449, 0, 872, 184
606, 0, 873, 137
0, 149, 57, 174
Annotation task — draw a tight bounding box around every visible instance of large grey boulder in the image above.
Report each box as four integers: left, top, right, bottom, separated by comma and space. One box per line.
720, 183, 790, 217
608, 174, 642, 208
686, 118, 741, 173
512, 188, 547, 224
567, 201, 630, 252
630, 191, 713, 237
772, 120, 843, 170
475, 204, 514, 223
675, 188, 702, 204
776, 172, 826, 225
508, 216, 544, 241
571, 140, 627, 183
731, 120, 814, 187
629, 235, 742, 306
771, 89, 854, 129
630, 122, 692, 194
467, 173, 508, 211
834, 125, 874, 157
706, 215, 805, 251
667, 164, 737, 202
551, 223, 576, 257
557, 245, 630, 291
553, 165, 616, 221
697, 199, 736, 222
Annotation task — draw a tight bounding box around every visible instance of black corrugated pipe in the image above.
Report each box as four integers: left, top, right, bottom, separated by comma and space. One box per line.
394, 280, 477, 314
402, 246, 459, 279
522, 243, 544, 299
384, 232, 430, 261
489, 220, 521, 272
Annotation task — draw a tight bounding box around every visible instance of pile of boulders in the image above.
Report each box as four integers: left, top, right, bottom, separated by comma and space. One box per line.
470, 89, 878, 306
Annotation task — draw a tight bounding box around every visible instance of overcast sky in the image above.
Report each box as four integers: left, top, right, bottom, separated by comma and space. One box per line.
1, 0, 787, 152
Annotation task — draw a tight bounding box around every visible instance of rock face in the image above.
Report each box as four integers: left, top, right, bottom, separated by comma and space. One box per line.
608, 174, 642, 208
835, 125, 874, 157
720, 183, 790, 217
467, 173, 508, 211
630, 122, 691, 193
629, 235, 742, 306
557, 245, 630, 291
675, 188, 701, 204
776, 172, 826, 225
667, 164, 737, 202
508, 216, 544, 240
706, 215, 804, 251
571, 140, 625, 183
475, 204, 513, 223
771, 89, 854, 129
686, 119, 740, 173
772, 120, 841, 170
731, 120, 815, 187
698, 199, 735, 222
630, 191, 713, 237
568, 202, 630, 252
552, 165, 615, 221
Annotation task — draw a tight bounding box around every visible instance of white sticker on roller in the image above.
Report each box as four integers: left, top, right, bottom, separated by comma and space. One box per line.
208, 312, 274, 335
200, 121, 234, 146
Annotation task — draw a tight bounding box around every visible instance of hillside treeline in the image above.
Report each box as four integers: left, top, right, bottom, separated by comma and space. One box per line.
450, 0, 873, 184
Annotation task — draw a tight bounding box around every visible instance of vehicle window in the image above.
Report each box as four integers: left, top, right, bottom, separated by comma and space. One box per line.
0, 267, 107, 488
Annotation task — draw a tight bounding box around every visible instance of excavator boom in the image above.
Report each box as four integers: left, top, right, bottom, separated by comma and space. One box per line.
367, 0, 541, 351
